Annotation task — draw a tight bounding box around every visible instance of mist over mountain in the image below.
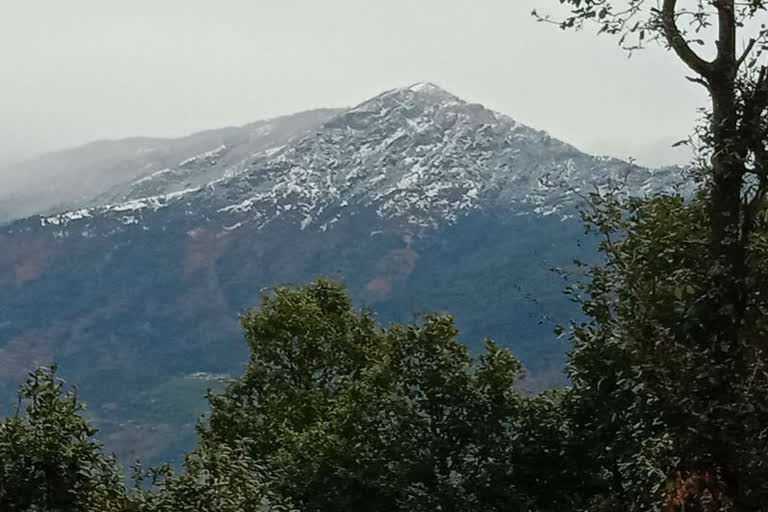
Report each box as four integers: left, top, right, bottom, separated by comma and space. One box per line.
0, 108, 341, 224
0, 83, 685, 464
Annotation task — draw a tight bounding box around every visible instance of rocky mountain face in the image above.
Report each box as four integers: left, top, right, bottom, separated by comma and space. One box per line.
31, 82, 678, 234
0, 83, 684, 464
0, 108, 341, 224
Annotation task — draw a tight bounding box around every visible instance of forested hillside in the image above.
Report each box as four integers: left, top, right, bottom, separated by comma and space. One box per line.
2, 0, 768, 510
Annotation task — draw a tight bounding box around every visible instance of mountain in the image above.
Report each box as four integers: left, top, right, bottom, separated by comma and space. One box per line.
0, 108, 341, 224
0, 83, 684, 464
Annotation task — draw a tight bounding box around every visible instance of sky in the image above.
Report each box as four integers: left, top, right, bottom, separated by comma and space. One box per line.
0, 0, 708, 169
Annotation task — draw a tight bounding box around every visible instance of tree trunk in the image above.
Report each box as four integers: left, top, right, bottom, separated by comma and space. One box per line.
709, 82, 746, 318
703, 5, 749, 500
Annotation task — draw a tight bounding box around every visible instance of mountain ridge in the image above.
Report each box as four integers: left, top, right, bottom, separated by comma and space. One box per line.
0, 108, 343, 225
23, 83, 684, 240
0, 83, 686, 465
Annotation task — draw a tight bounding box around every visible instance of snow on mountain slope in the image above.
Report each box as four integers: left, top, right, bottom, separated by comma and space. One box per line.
95, 108, 343, 206
31, 82, 687, 237
0, 108, 341, 224
0, 83, 692, 465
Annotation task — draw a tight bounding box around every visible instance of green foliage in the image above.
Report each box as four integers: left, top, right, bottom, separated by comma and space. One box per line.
0, 366, 127, 512
538, 0, 768, 509
0, 366, 294, 512
563, 190, 768, 511
129, 441, 294, 512
201, 279, 577, 512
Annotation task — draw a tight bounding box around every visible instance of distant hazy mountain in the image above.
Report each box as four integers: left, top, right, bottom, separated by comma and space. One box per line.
0, 83, 685, 465
0, 108, 341, 224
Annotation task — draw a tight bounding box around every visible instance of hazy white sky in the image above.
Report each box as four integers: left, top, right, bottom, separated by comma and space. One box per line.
0, 0, 707, 168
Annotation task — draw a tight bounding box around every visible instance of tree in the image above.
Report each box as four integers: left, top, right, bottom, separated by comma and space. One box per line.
0, 366, 128, 512
535, 2, 768, 509
0, 364, 297, 512
199, 279, 573, 512
538, 0, 768, 316
129, 441, 295, 512
556, 186, 768, 512
537, 0, 766, 315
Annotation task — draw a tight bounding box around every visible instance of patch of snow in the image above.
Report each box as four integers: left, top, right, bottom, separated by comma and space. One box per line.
408, 82, 437, 92
120, 216, 139, 225
223, 221, 244, 231
131, 168, 172, 186
186, 371, 230, 381
178, 145, 227, 166
41, 208, 92, 227
262, 145, 285, 157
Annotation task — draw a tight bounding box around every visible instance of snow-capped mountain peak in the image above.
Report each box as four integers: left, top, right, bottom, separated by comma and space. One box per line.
401, 81, 462, 102
27, 83, 686, 237
407, 81, 444, 92
348, 81, 463, 115
0, 83, 690, 469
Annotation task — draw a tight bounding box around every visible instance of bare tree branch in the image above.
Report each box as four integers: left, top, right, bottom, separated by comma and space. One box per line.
661, 0, 714, 78
736, 38, 757, 69
686, 75, 711, 89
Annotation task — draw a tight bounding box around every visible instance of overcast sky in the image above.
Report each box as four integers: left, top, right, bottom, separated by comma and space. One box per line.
0, 0, 707, 169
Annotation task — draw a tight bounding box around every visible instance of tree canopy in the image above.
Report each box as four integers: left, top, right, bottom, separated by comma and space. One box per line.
0, 366, 127, 512
535, 1, 768, 510
200, 279, 582, 512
